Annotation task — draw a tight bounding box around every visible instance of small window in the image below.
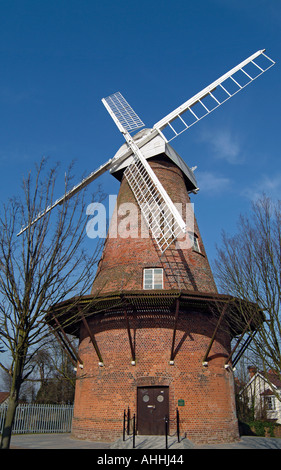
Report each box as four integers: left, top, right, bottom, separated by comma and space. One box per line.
143, 268, 163, 289
264, 396, 276, 411
189, 232, 200, 252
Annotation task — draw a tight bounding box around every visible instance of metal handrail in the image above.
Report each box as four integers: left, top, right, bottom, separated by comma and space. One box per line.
123, 407, 180, 449
123, 407, 136, 447
176, 408, 180, 443
164, 408, 180, 449
133, 413, 136, 449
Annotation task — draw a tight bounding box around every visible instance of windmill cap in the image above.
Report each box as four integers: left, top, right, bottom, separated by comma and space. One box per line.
110, 128, 198, 192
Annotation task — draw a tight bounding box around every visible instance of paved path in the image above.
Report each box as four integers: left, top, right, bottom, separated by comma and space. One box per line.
10, 433, 111, 449
9, 433, 281, 449
112, 434, 281, 449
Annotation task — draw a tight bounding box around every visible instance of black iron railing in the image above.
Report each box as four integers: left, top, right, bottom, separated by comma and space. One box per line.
123, 407, 136, 448
164, 408, 180, 449
123, 407, 180, 449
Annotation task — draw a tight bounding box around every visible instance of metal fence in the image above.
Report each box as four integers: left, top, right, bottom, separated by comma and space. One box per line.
0, 404, 74, 434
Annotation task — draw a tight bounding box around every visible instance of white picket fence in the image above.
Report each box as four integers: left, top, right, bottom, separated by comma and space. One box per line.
0, 404, 74, 434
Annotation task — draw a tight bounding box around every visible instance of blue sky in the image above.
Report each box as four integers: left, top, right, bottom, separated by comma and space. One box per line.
0, 0, 280, 271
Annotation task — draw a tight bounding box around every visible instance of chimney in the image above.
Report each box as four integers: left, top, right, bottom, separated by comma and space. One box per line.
248, 366, 257, 378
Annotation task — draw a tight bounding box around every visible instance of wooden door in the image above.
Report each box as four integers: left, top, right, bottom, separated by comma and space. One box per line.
137, 386, 169, 435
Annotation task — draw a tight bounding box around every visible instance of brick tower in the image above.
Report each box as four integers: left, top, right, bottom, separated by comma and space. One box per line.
49, 132, 256, 445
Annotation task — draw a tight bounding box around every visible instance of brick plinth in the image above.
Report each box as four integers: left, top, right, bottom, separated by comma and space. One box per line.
72, 307, 239, 444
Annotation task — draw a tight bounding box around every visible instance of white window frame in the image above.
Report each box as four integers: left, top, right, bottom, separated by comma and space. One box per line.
189, 232, 200, 252
264, 395, 276, 411
143, 268, 164, 290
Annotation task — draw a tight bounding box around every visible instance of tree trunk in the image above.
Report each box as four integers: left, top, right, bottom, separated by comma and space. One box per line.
1, 339, 25, 449
0, 395, 18, 449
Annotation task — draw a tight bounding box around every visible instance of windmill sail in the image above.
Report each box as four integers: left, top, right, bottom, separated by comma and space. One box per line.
154, 50, 275, 142
17, 159, 113, 236
18, 50, 275, 243
102, 92, 145, 133
124, 154, 185, 252
102, 92, 186, 253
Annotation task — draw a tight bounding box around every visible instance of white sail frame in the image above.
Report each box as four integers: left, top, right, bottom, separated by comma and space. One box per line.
154, 50, 275, 142
17, 50, 275, 243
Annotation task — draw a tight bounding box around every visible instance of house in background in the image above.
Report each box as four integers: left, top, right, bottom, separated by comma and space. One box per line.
0, 392, 9, 405
240, 367, 281, 424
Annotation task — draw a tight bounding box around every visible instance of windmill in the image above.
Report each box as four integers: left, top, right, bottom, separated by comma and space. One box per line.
18, 49, 275, 255
43, 50, 275, 444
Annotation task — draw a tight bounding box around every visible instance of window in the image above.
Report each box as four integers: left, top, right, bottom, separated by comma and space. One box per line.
189, 232, 200, 252
264, 396, 276, 411
143, 268, 163, 289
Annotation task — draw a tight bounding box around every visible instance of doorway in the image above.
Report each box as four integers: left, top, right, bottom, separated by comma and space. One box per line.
137, 386, 169, 435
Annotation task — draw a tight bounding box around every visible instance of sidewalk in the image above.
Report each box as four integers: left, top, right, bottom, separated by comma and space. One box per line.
9, 433, 281, 449
10, 433, 111, 449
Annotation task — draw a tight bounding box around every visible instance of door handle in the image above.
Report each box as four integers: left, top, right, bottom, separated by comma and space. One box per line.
147, 405, 155, 408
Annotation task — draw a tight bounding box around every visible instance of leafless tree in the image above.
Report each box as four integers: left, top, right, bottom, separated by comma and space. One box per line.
0, 158, 104, 448
32, 339, 76, 404
214, 195, 281, 395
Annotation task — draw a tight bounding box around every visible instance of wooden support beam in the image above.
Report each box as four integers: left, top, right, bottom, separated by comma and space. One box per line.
232, 330, 258, 368
50, 327, 77, 367
170, 298, 180, 363
51, 313, 83, 366
225, 310, 258, 367
124, 309, 135, 363
202, 303, 228, 365
79, 309, 104, 365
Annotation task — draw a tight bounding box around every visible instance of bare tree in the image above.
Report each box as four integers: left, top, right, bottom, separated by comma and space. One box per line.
214, 195, 281, 393
0, 158, 104, 448
32, 339, 76, 404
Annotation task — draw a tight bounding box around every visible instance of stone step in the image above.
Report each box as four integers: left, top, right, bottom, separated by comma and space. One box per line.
110, 435, 194, 449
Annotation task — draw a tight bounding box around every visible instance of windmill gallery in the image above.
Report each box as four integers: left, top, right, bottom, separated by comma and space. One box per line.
21, 50, 275, 444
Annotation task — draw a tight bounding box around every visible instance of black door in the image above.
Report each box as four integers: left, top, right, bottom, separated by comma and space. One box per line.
137, 386, 169, 435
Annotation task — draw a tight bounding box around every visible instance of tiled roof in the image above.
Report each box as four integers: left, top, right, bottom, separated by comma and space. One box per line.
260, 371, 281, 389
0, 392, 9, 403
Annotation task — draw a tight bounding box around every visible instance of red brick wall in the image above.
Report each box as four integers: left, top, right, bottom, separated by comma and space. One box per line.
72, 309, 239, 444
91, 157, 217, 295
